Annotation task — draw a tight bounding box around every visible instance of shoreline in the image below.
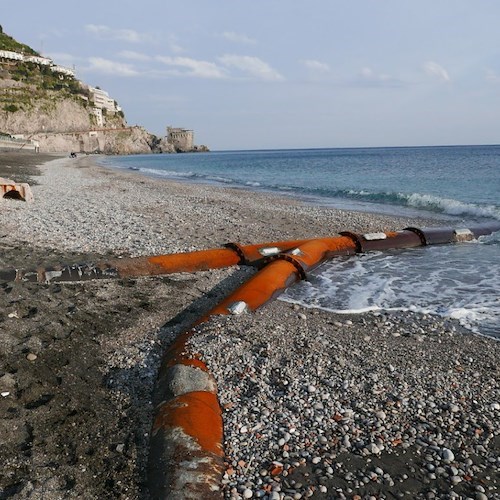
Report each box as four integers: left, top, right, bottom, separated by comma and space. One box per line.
0, 153, 499, 499
99, 154, 458, 224
0, 154, 448, 257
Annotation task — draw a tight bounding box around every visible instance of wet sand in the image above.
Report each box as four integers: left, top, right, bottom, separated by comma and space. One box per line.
0, 152, 498, 499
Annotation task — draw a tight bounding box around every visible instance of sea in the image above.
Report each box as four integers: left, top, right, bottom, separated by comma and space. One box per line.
99, 145, 500, 339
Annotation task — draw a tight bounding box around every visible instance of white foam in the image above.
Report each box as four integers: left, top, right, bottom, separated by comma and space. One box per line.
282, 243, 500, 338
406, 192, 500, 220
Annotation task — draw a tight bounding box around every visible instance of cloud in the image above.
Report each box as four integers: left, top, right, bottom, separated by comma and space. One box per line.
485, 69, 500, 83
118, 50, 152, 61
300, 59, 330, 72
221, 31, 257, 45
85, 24, 152, 43
218, 55, 284, 81
423, 61, 450, 82
167, 35, 185, 54
87, 57, 139, 76
356, 67, 403, 87
156, 56, 226, 79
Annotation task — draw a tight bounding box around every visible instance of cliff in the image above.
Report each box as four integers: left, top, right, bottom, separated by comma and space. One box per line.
0, 28, 157, 154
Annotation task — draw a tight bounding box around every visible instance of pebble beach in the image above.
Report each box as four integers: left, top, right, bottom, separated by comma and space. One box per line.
0, 153, 499, 499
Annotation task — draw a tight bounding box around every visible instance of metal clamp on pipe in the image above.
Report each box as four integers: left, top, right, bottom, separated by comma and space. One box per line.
266, 251, 308, 280
224, 242, 248, 264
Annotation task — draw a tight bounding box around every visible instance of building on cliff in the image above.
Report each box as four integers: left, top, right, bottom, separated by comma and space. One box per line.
0, 50, 74, 76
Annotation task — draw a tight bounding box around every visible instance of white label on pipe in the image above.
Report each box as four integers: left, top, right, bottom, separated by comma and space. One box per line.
363, 232, 387, 241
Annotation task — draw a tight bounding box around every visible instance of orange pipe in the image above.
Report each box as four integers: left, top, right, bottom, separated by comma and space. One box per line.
152, 391, 223, 457
4, 238, 319, 283
201, 236, 357, 319
148, 237, 356, 495
117, 247, 241, 276
148, 224, 500, 496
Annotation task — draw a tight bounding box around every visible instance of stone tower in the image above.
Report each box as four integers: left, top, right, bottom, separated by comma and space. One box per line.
166, 127, 194, 152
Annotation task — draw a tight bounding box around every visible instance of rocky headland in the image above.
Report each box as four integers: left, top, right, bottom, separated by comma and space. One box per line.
0, 27, 200, 155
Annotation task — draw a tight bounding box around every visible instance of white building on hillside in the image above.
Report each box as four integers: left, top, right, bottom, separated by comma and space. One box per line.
88, 86, 118, 113
24, 55, 51, 65
0, 50, 23, 61
50, 65, 75, 77
0, 50, 74, 76
91, 107, 104, 127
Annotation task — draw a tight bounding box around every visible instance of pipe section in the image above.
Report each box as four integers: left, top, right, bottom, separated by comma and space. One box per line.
2, 223, 499, 284
148, 222, 500, 497
1, 239, 316, 284
148, 326, 225, 498
200, 236, 357, 320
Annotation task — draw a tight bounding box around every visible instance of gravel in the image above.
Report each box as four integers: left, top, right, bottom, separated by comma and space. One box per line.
1, 155, 498, 499
189, 304, 500, 499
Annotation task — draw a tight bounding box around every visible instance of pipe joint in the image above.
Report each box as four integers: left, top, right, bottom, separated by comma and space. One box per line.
224, 242, 248, 264
405, 226, 428, 245
268, 252, 307, 280
339, 231, 363, 252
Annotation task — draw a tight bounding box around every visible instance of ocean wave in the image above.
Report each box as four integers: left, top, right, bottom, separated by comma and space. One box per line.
140, 168, 196, 179
405, 193, 500, 220
281, 244, 500, 339
205, 175, 234, 184
336, 189, 500, 220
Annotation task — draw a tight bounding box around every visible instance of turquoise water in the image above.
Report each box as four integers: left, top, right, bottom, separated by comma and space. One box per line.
100, 146, 500, 337
101, 146, 500, 220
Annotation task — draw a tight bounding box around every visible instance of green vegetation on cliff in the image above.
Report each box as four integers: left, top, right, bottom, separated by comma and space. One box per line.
0, 27, 153, 153
0, 28, 92, 119
0, 26, 37, 55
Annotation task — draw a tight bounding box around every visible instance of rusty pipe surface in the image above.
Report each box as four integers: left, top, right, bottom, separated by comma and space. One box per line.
3, 222, 499, 284
147, 239, 347, 498
0, 239, 317, 284
145, 235, 361, 497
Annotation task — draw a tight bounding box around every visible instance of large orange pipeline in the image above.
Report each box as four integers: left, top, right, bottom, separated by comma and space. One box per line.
0, 238, 316, 283
199, 230, 426, 319
3, 222, 499, 284
148, 222, 500, 498
2, 223, 499, 497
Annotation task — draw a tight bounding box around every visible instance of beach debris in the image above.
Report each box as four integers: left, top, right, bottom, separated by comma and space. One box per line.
0, 177, 34, 202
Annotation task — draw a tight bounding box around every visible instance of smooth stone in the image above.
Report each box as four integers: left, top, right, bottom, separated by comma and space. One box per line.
366, 443, 380, 454
441, 448, 455, 463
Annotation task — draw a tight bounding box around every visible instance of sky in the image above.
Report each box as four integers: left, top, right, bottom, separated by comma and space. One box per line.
2, 0, 500, 150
